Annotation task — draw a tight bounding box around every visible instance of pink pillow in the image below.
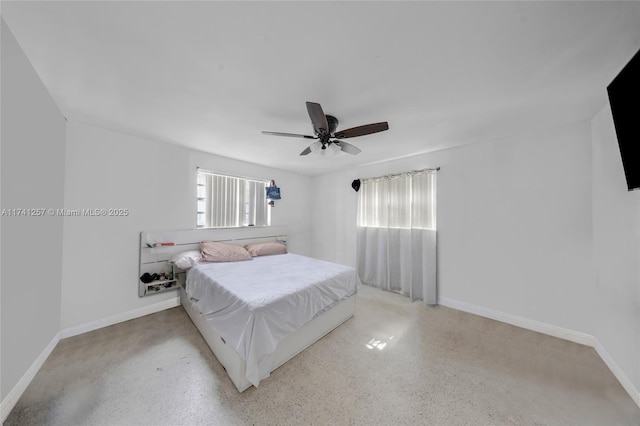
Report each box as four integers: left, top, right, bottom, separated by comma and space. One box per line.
244, 242, 287, 257
200, 241, 252, 262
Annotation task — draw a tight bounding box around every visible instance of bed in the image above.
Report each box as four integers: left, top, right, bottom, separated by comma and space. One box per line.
139, 227, 359, 392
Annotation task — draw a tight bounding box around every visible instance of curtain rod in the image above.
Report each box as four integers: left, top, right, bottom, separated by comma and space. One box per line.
361, 167, 440, 182
196, 166, 270, 184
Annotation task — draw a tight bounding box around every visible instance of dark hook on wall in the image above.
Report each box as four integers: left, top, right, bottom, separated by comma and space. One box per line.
351, 179, 361, 192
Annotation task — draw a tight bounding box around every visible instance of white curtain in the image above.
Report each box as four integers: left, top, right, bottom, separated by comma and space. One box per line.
356, 170, 437, 305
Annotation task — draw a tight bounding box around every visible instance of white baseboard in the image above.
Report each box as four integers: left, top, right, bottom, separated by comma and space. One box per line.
1, 296, 181, 422
438, 296, 595, 346
594, 339, 640, 408
59, 296, 180, 339
1, 332, 60, 423
438, 296, 640, 409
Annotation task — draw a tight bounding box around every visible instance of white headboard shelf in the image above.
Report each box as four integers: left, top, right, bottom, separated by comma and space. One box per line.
138, 226, 288, 297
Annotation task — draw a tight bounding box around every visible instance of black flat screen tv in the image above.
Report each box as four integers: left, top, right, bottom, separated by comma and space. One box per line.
607, 48, 640, 192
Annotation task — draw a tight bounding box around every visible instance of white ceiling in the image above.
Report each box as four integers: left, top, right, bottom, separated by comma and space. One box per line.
3, 1, 640, 176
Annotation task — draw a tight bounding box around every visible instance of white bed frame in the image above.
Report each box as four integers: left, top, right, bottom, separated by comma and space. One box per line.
181, 288, 355, 392
139, 226, 356, 392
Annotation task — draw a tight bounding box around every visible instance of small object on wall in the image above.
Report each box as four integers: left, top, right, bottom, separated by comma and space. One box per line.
351, 179, 361, 192
266, 180, 281, 207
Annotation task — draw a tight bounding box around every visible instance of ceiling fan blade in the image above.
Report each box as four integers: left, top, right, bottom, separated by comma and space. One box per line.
334, 122, 389, 139
336, 140, 361, 155
300, 146, 312, 156
306, 102, 329, 135
262, 131, 316, 139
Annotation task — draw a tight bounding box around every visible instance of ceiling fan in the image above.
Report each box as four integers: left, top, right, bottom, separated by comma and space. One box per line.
262, 102, 389, 156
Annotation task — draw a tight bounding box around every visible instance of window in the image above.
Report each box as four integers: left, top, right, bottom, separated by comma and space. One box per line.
197, 170, 271, 228
357, 170, 436, 230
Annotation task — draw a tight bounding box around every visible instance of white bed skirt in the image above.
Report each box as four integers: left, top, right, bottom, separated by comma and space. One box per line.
180, 287, 356, 392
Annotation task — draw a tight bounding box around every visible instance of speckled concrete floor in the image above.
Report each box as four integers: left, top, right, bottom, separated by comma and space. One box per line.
5, 285, 640, 425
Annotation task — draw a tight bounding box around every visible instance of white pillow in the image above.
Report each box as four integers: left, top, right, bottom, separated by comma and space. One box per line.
170, 250, 201, 269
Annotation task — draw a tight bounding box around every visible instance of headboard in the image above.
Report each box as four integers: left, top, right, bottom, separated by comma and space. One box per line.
138, 226, 288, 296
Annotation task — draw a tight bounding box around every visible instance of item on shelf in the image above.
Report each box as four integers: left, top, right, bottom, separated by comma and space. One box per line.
140, 272, 153, 283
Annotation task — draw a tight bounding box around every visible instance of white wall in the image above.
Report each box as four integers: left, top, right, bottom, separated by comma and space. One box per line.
591, 104, 640, 395
312, 121, 596, 336
1, 19, 66, 401
61, 121, 312, 329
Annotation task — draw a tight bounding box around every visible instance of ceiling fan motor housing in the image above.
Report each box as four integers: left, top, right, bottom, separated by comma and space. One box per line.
318, 115, 339, 147
325, 115, 339, 134
318, 115, 338, 149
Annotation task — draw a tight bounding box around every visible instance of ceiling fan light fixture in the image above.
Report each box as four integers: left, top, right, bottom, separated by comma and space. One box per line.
327, 143, 341, 156
310, 141, 323, 153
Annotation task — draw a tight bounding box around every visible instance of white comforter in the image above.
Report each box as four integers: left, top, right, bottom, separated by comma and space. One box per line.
185, 253, 359, 387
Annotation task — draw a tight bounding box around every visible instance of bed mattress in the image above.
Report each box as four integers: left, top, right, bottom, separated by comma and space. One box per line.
185, 253, 359, 386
